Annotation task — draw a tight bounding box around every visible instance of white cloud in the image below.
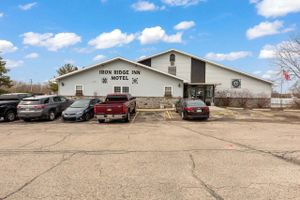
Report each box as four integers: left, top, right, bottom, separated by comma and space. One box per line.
138, 26, 182, 44
0, 40, 18, 53
205, 51, 252, 61
246, 20, 293, 40
132, 1, 163, 11
259, 44, 276, 59
88, 29, 135, 49
252, 0, 300, 18
22, 32, 81, 51
162, 0, 202, 7
0, 12, 4, 18
5, 59, 24, 69
139, 55, 147, 59
19, 2, 37, 11
262, 70, 279, 79
93, 54, 106, 61
259, 40, 299, 59
253, 70, 262, 75
174, 21, 195, 30
64, 59, 75, 64
25, 52, 39, 59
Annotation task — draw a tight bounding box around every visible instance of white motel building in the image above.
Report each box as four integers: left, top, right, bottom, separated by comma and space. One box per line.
56, 49, 273, 108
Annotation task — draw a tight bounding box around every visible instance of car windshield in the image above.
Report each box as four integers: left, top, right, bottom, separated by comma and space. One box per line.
70, 100, 90, 108
20, 99, 42, 105
186, 100, 206, 107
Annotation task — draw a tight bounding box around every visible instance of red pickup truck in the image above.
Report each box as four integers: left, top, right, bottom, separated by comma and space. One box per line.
94, 93, 136, 123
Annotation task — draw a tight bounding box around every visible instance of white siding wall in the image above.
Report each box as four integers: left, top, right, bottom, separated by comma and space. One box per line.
206, 62, 272, 97
150, 51, 191, 82
58, 60, 184, 97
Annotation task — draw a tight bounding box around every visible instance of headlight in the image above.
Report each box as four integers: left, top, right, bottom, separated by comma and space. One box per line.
76, 111, 83, 115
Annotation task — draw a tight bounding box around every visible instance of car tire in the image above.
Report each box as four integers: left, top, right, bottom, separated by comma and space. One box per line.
4, 111, 16, 122
84, 113, 90, 121
124, 112, 130, 123
48, 111, 56, 121
98, 119, 105, 123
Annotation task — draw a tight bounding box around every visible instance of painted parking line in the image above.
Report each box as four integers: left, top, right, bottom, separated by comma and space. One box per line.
166, 111, 172, 119
131, 112, 139, 123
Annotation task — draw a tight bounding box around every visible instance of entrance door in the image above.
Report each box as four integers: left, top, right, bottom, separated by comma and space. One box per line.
184, 85, 214, 105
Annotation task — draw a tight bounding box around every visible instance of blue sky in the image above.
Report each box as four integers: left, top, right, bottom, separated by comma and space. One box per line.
0, 0, 299, 86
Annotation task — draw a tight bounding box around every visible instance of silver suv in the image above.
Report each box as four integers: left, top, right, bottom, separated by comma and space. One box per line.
17, 95, 72, 121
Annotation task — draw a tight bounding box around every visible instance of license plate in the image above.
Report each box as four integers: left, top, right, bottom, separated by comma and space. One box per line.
26, 108, 30, 111
196, 109, 202, 113
107, 108, 112, 111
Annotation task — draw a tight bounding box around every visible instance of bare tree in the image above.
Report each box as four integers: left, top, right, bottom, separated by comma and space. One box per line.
276, 35, 300, 80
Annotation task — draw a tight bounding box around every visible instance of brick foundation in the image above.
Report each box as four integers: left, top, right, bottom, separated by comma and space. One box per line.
66, 96, 180, 109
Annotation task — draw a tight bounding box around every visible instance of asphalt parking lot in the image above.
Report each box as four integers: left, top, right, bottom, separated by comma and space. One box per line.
0, 108, 300, 200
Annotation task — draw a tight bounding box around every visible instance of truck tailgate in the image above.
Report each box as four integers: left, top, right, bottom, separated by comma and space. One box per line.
95, 103, 124, 115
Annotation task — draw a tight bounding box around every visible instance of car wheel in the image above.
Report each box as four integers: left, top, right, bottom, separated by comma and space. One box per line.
124, 112, 130, 122
181, 112, 186, 120
4, 111, 16, 122
84, 113, 90, 121
48, 111, 56, 121
98, 119, 105, 123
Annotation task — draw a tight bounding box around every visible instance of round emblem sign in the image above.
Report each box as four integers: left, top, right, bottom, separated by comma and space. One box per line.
232, 79, 241, 88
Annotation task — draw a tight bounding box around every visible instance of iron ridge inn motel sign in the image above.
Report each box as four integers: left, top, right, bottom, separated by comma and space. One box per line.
99, 69, 141, 84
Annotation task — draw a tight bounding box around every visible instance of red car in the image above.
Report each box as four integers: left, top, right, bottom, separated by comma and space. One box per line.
175, 98, 209, 120
94, 93, 136, 123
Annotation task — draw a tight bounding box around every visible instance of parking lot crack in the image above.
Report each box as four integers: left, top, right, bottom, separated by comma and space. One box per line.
40, 133, 72, 149
189, 154, 224, 200
175, 124, 300, 167
0, 153, 76, 200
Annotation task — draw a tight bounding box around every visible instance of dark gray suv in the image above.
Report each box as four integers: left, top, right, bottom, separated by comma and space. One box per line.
17, 95, 72, 121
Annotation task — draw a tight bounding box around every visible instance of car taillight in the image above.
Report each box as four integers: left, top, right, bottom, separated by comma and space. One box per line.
202, 106, 209, 112
94, 106, 97, 113
34, 104, 45, 109
184, 107, 193, 112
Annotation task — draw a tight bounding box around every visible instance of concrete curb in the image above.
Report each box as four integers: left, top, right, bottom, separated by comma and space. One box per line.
252, 108, 272, 111
283, 109, 300, 112
137, 108, 175, 112
226, 107, 244, 110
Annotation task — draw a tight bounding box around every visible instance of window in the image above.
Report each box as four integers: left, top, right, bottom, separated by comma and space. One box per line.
165, 86, 172, 97
114, 86, 121, 93
75, 85, 83, 96
53, 96, 62, 102
114, 86, 129, 93
168, 66, 176, 76
60, 96, 67, 102
170, 54, 175, 62
122, 86, 129, 93
43, 98, 50, 104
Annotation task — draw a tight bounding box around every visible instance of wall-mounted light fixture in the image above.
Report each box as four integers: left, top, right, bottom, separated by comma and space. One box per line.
61, 82, 65, 86
178, 83, 181, 88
